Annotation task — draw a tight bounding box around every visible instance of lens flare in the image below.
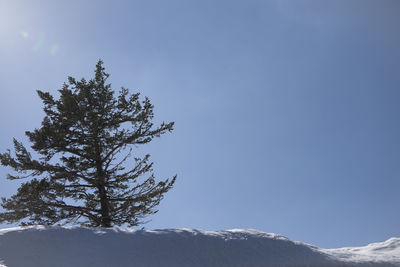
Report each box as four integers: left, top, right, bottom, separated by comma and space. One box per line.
50, 44, 59, 56
20, 31, 29, 39
32, 32, 45, 52
18, 30, 60, 56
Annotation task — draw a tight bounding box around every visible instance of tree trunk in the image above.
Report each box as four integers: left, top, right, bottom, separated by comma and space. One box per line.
96, 158, 111, 227
98, 185, 111, 227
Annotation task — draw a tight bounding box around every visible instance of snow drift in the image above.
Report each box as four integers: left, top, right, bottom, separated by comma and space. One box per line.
0, 226, 398, 267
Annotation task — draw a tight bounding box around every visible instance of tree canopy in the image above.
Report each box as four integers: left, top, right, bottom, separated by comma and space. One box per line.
0, 60, 176, 227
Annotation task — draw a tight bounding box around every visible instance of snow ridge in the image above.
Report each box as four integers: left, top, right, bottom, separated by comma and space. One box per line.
0, 226, 398, 267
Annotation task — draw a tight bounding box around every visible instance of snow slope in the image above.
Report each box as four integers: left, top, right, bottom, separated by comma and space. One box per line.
325, 238, 400, 265
0, 226, 398, 267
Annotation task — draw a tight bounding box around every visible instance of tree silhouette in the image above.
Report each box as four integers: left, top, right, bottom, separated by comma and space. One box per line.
0, 60, 176, 227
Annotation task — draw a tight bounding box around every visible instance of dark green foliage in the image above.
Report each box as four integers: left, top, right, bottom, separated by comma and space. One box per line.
0, 60, 176, 227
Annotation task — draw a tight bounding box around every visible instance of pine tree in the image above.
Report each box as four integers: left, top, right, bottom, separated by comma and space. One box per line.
0, 60, 176, 227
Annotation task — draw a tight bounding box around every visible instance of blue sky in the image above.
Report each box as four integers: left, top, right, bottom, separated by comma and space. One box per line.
0, 0, 399, 248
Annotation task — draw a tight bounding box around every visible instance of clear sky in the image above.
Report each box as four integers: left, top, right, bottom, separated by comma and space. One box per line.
0, 0, 399, 248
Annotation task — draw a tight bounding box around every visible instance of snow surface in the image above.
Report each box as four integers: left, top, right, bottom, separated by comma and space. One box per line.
0, 226, 398, 267
324, 238, 400, 264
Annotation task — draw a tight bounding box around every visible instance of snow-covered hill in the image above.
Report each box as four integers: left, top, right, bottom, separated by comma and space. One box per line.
0, 226, 398, 267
